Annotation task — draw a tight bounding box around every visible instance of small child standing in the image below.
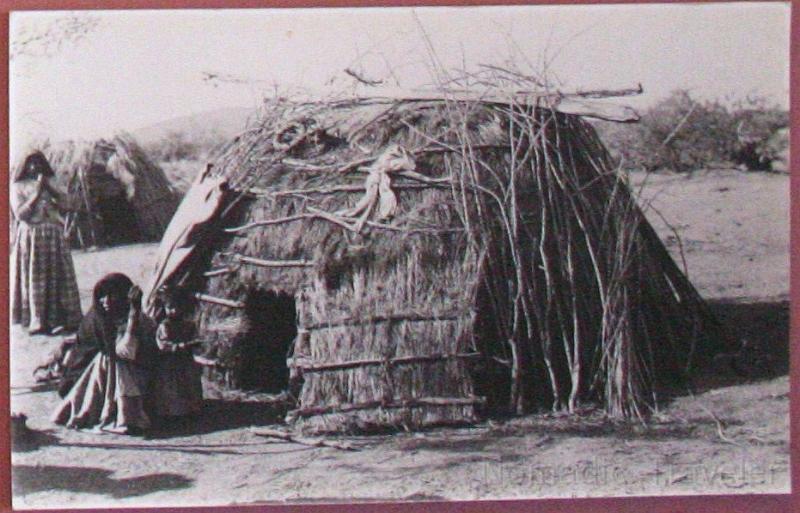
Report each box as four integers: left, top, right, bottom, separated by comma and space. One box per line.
152, 288, 203, 419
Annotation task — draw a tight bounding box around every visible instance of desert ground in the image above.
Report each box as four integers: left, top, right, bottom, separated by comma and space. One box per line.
9, 168, 790, 509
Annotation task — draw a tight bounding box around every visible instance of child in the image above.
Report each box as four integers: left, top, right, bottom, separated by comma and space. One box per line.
152, 287, 203, 419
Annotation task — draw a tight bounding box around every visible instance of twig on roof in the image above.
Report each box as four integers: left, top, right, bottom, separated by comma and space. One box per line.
477, 63, 546, 87
305, 206, 360, 233
246, 182, 446, 199
344, 68, 384, 87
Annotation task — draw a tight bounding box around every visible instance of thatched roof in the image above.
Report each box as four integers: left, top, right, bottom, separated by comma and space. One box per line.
146, 92, 724, 433
38, 134, 180, 248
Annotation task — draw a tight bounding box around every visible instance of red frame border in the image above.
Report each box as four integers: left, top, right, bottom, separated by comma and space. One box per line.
0, 1, 795, 512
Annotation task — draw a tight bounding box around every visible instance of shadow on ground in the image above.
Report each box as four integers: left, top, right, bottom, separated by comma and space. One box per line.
692, 298, 789, 391
12, 427, 61, 453
146, 399, 288, 439
12, 464, 192, 498
10, 381, 60, 397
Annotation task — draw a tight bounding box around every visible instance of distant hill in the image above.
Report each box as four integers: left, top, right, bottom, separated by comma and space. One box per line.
131, 106, 257, 146
131, 106, 258, 193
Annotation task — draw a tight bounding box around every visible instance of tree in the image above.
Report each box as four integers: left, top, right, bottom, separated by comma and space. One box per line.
11, 13, 100, 61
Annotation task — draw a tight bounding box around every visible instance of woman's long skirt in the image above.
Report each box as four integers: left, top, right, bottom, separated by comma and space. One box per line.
51, 352, 151, 433
11, 222, 82, 332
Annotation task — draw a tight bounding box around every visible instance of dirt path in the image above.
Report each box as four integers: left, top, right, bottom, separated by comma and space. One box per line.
10, 169, 790, 508
10, 365, 791, 508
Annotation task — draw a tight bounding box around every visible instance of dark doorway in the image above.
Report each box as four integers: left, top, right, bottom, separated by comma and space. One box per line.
238, 288, 297, 392
470, 286, 512, 418
86, 163, 143, 246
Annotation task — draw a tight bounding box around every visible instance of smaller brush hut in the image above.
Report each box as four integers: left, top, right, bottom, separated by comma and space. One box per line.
39, 134, 180, 248
145, 85, 726, 434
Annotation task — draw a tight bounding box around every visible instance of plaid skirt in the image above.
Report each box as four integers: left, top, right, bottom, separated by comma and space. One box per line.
11, 222, 82, 332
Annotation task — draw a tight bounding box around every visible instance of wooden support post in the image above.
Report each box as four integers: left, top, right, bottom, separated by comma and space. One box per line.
235, 255, 314, 268
194, 293, 245, 309
76, 166, 100, 247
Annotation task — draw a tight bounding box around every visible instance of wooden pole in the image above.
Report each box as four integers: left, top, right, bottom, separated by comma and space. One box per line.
235, 255, 314, 268
290, 352, 481, 374
252, 428, 358, 451
194, 293, 245, 309
305, 311, 469, 330
76, 166, 100, 247
289, 396, 486, 418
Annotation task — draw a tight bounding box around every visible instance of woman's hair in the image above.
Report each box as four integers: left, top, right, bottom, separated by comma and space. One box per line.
92, 273, 133, 311
14, 151, 55, 182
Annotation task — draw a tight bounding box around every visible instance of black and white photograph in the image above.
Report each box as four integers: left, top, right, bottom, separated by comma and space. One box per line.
8, 2, 791, 509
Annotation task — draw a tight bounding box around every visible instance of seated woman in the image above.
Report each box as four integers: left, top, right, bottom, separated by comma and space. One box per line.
152, 287, 203, 419
52, 273, 157, 435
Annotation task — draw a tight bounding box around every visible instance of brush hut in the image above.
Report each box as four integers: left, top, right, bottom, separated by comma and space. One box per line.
40, 135, 180, 248
145, 91, 723, 433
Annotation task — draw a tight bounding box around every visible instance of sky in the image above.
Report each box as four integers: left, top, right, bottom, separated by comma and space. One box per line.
9, 2, 791, 161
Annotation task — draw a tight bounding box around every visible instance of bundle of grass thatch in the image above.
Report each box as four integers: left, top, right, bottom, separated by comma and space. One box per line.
146, 84, 724, 433
37, 134, 180, 248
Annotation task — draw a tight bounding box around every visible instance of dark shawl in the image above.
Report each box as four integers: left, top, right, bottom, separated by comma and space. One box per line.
78, 273, 135, 356
58, 274, 157, 396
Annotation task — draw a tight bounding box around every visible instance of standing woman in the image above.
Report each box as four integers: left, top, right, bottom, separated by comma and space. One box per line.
11, 151, 82, 334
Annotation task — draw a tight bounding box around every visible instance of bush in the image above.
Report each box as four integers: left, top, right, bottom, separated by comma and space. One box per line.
598, 90, 788, 173
144, 129, 228, 163
160, 159, 203, 194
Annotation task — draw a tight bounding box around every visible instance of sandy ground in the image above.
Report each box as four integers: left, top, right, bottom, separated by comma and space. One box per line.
632, 169, 789, 300
9, 169, 790, 509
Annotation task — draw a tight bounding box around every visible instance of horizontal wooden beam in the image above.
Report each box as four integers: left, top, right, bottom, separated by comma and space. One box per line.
289, 395, 486, 419
224, 214, 312, 234
203, 267, 234, 278
249, 184, 366, 196
235, 254, 314, 268
304, 311, 471, 330
245, 182, 444, 198
225, 209, 463, 236
289, 352, 482, 373
194, 293, 245, 309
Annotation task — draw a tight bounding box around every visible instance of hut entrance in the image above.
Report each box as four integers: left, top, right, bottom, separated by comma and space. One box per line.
238, 288, 297, 392
85, 162, 143, 246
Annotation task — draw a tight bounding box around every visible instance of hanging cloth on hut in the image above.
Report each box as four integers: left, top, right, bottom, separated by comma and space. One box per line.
143, 169, 228, 314
337, 144, 416, 231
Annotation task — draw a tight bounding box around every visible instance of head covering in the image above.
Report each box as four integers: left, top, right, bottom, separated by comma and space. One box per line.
92, 273, 133, 311
14, 151, 55, 182
72, 273, 134, 358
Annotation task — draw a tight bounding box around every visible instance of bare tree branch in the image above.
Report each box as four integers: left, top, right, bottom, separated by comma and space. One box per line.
11, 14, 101, 61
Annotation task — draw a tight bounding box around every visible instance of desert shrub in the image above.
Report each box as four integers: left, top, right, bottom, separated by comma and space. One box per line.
145, 129, 228, 163
160, 158, 203, 194
728, 101, 789, 171
598, 90, 788, 173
